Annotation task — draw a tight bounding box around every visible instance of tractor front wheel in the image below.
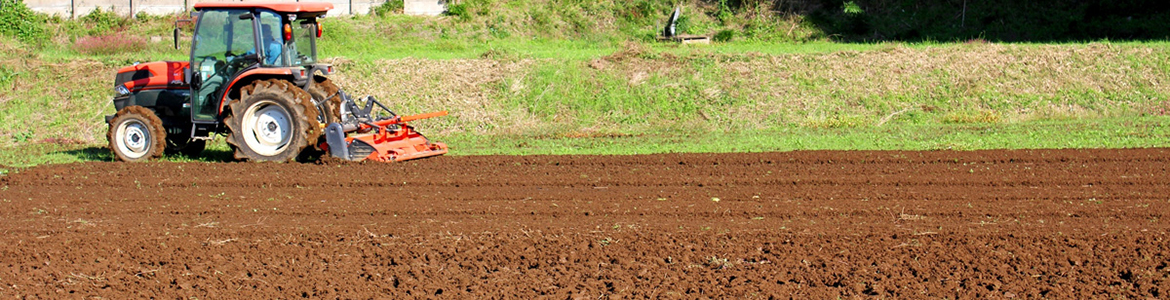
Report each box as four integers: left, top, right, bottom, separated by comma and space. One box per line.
225, 79, 321, 162
107, 106, 167, 162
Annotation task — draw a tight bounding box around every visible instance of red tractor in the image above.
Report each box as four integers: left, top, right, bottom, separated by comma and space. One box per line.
107, 1, 447, 162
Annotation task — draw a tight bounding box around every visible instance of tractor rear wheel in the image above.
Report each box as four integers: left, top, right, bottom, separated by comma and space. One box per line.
107, 106, 167, 162
307, 76, 343, 124
225, 79, 321, 162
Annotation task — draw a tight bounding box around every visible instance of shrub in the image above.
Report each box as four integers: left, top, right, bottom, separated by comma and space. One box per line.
620, 0, 671, 24
372, 0, 403, 16
81, 7, 131, 35
0, 0, 50, 45
714, 0, 734, 24
446, 3, 470, 21
674, 13, 690, 34
713, 29, 735, 42
842, 1, 864, 15
74, 34, 148, 55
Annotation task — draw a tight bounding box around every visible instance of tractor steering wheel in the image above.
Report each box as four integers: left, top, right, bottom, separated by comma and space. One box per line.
230, 53, 258, 70
194, 55, 218, 63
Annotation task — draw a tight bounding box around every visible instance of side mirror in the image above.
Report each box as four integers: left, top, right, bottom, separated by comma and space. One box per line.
173, 12, 196, 50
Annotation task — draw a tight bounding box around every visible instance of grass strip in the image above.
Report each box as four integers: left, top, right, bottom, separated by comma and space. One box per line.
2, 117, 1164, 168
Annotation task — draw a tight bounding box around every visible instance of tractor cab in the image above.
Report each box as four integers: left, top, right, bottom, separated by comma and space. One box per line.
187, 2, 330, 125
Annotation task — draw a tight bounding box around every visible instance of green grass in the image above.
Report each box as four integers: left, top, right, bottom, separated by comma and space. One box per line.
2, 10, 1169, 169
2, 116, 1165, 168
0, 141, 236, 168
447, 117, 1170, 155
316, 34, 890, 61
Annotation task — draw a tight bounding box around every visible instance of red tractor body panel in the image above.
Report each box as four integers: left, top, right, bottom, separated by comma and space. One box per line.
114, 61, 189, 92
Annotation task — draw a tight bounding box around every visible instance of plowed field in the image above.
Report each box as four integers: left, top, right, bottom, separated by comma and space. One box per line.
2, 149, 1169, 299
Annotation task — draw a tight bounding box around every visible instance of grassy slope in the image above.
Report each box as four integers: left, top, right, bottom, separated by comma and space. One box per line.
1, 4, 1169, 168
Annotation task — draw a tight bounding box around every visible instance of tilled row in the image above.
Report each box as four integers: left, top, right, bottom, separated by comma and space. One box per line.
2, 230, 1166, 298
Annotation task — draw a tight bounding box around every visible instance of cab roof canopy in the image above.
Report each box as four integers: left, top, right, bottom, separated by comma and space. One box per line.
193, 1, 334, 13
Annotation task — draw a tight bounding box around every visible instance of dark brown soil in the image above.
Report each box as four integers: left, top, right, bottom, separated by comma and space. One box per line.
2, 149, 1169, 299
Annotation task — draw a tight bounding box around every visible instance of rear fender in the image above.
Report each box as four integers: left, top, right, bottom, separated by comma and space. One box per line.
216, 68, 297, 116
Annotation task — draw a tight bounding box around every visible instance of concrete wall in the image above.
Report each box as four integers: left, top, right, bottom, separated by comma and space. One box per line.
23, 0, 390, 18
404, 0, 443, 16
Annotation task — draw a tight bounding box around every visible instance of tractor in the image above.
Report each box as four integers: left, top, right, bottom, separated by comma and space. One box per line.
106, 1, 447, 162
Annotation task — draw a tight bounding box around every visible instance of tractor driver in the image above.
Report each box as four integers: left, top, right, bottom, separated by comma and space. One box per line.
250, 24, 283, 65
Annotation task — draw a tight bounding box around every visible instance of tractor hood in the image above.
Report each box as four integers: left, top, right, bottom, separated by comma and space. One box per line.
114, 61, 189, 92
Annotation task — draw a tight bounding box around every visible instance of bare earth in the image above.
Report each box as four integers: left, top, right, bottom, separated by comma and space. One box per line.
1, 149, 1168, 299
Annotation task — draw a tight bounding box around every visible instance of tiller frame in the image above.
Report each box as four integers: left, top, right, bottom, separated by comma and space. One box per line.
320, 92, 448, 162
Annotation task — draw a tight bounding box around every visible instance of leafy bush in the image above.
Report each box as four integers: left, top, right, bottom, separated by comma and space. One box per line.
0, 0, 50, 45
621, 0, 671, 24
73, 34, 147, 55
81, 7, 131, 35
446, 3, 470, 21
372, 0, 404, 16
842, 1, 864, 15
465, 0, 493, 16
674, 13, 692, 35
713, 29, 735, 42
714, 0, 734, 24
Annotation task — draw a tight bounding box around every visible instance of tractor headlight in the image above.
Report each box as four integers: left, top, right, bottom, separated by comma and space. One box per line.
115, 85, 130, 96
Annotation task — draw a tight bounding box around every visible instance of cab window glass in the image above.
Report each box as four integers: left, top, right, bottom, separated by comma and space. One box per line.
292, 20, 317, 65
192, 9, 255, 60
258, 10, 285, 66
189, 9, 254, 121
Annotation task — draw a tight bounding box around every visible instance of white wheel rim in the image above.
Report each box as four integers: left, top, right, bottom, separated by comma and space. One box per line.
115, 119, 151, 159
242, 100, 292, 156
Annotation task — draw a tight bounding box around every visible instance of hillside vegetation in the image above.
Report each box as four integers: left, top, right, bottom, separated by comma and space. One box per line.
0, 0, 1168, 164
